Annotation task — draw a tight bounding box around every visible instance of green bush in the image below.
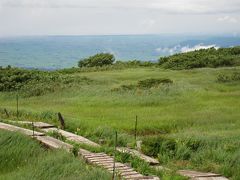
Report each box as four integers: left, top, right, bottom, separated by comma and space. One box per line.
137, 78, 173, 88
115, 60, 155, 67
0, 67, 92, 97
113, 78, 173, 92
78, 53, 115, 67
159, 46, 240, 69
217, 72, 240, 83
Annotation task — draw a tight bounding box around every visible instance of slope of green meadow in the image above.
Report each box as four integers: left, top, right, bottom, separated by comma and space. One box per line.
0, 66, 240, 179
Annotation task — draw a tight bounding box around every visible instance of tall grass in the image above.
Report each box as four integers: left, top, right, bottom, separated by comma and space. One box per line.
0, 130, 111, 180
0, 66, 240, 178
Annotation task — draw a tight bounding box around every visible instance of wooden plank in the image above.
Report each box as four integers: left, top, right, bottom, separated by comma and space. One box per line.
123, 174, 145, 179
67, 135, 100, 147
192, 178, 228, 180
33, 122, 55, 128
117, 147, 159, 165
0, 122, 44, 136
88, 157, 113, 162
125, 176, 159, 180
34, 136, 73, 151
42, 128, 100, 147
85, 155, 109, 159
178, 170, 222, 178
87, 155, 110, 159
5, 120, 55, 128
90, 160, 114, 164
120, 171, 139, 176
107, 167, 133, 172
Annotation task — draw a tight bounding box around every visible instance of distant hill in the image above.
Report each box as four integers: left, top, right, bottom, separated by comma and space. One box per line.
159, 46, 240, 69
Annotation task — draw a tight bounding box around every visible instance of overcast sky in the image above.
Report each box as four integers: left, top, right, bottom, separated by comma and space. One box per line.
0, 0, 240, 36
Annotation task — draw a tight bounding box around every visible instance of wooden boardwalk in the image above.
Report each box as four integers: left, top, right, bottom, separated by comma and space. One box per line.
0, 121, 229, 180
0, 121, 159, 180
78, 149, 159, 180
6, 120, 100, 147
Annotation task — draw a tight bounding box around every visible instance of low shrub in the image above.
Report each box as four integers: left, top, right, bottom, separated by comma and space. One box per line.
78, 53, 115, 67
0, 67, 93, 97
159, 46, 240, 69
112, 78, 173, 92
217, 72, 240, 83
137, 78, 173, 88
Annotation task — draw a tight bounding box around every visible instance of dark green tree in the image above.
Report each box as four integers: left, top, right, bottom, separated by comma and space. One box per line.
78, 53, 115, 68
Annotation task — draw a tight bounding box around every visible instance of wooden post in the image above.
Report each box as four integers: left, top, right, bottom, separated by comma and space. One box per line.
32, 121, 35, 136
16, 93, 19, 119
58, 112, 65, 129
4, 108, 9, 118
112, 131, 118, 180
134, 115, 138, 142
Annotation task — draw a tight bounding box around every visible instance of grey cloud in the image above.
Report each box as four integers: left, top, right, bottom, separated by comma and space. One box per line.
1, 0, 240, 14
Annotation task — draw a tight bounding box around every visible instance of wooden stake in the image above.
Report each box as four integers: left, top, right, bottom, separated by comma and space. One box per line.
58, 112, 65, 129
32, 121, 35, 136
16, 93, 19, 119
112, 131, 118, 180
4, 108, 9, 118
134, 115, 138, 142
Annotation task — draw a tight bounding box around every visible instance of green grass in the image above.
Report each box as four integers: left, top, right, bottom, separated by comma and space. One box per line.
0, 66, 240, 179
0, 130, 111, 180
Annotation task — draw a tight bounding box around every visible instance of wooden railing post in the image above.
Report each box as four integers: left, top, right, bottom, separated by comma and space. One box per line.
58, 112, 65, 129
134, 115, 138, 144
4, 108, 9, 118
112, 131, 118, 180
16, 93, 19, 119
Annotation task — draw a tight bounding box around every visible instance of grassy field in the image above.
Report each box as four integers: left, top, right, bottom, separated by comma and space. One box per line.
0, 130, 111, 180
0, 66, 240, 179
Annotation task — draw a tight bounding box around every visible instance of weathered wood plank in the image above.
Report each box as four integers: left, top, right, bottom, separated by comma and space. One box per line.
0, 122, 44, 136
33, 122, 55, 128
178, 170, 228, 180
41, 127, 100, 147
192, 178, 229, 180
117, 147, 159, 165
5, 120, 55, 128
34, 136, 73, 151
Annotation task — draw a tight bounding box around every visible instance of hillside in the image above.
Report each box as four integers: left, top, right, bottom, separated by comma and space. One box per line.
159, 46, 240, 69
0, 65, 240, 179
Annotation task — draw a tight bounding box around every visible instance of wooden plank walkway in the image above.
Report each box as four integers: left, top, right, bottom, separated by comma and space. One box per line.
1, 121, 229, 180
78, 149, 159, 180
7, 120, 99, 147
0, 121, 159, 180
178, 170, 228, 180
117, 147, 159, 165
